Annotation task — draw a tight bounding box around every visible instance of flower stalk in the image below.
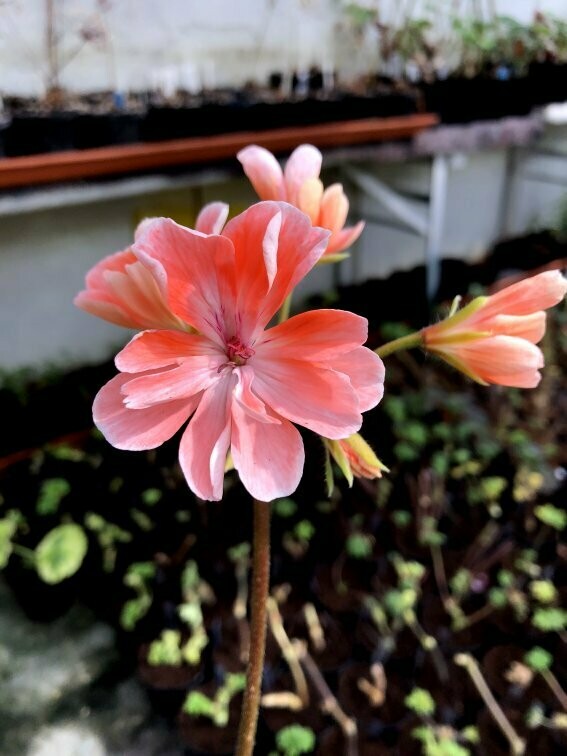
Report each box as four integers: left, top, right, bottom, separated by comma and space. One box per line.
235, 499, 271, 756
375, 331, 423, 359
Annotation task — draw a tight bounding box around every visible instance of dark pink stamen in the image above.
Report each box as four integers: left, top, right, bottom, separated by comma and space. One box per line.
226, 336, 255, 365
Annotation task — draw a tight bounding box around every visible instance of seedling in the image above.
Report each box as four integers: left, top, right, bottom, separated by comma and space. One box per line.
183, 673, 246, 727
120, 561, 156, 631
85, 511, 132, 572
273, 724, 316, 756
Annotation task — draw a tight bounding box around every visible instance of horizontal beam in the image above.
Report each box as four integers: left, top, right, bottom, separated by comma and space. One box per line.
0, 114, 439, 190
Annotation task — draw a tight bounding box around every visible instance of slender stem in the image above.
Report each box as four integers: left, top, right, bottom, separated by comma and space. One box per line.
454, 653, 525, 755
542, 669, 567, 713
267, 597, 310, 706
278, 294, 293, 324
375, 331, 422, 359
11, 543, 36, 560
235, 499, 271, 756
294, 640, 359, 756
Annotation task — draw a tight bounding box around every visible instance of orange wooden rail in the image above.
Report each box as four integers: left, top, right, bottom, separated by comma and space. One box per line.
0, 113, 439, 190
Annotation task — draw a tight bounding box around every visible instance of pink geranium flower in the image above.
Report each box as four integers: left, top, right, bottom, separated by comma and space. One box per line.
75, 201, 384, 502
74, 202, 229, 330
237, 144, 364, 257
422, 271, 567, 388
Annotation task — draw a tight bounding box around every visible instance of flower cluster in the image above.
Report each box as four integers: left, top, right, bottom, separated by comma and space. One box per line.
76, 143, 566, 502
76, 200, 384, 501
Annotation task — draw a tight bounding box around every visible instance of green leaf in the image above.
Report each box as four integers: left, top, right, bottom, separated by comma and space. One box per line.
532, 607, 567, 633
524, 647, 553, 673
0, 518, 17, 568
35, 524, 88, 584
141, 488, 162, 506
345, 533, 374, 559
36, 478, 71, 515
273, 498, 297, 518
534, 504, 566, 531
405, 687, 436, 717
183, 690, 216, 719
529, 580, 557, 604
276, 724, 316, 755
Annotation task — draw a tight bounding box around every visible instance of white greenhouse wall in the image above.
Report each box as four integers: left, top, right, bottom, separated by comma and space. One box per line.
0, 0, 565, 98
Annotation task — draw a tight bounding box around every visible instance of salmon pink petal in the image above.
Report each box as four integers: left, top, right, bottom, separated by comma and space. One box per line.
231, 401, 305, 500
222, 202, 329, 339
327, 347, 385, 412
196, 202, 229, 235
447, 336, 544, 387
74, 248, 158, 329
256, 309, 369, 360
284, 145, 322, 206
233, 366, 280, 424
319, 184, 349, 235
472, 270, 567, 320
133, 218, 236, 342
326, 221, 365, 255
74, 290, 139, 329
237, 145, 286, 201
93, 372, 197, 451
297, 177, 324, 223
252, 357, 362, 438
179, 374, 236, 501
121, 356, 224, 409
488, 312, 547, 343
104, 261, 183, 330
115, 331, 223, 372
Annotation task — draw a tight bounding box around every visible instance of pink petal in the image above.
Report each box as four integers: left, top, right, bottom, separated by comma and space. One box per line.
327, 347, 385, 412
104, 260, 183, 331
251, 357, 362, 439
196, 202, 229, 235
178, 374, 235, 501
474, 270, 567, 320
448, 336, 544, 387
237, 145, 286, 201
283, 145, 322, 206
326, 221, 365, 255
297, 177, 324, 223
318, 183, 349, 235
133, 218, 236, 343
75, 248, 158, 329
256, 309, 369, 361
93, 372, 197, 451
222, 202, 330, 340
488, 312, 546, 344
115, 330, 223, 373
231, 400, 305, 501
121, 357, 224, 409
233, 365, 280, 424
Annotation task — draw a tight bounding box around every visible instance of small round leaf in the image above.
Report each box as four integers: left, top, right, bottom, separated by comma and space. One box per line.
35, 524, 88, 584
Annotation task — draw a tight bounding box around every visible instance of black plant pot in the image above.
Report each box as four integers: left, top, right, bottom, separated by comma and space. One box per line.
4, 111, 77, 156
423, 76, 534, 125
73, 112, 143, 149
528, 61, 567, 107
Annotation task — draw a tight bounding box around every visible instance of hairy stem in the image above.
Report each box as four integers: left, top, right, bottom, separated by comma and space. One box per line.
375, 331, 422, 359
235, 500, 271, 756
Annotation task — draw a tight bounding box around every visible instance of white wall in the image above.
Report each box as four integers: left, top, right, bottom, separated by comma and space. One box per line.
0, 0, 565, 98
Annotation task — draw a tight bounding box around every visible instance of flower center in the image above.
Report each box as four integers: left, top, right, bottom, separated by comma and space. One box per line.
226, 336, 255, 366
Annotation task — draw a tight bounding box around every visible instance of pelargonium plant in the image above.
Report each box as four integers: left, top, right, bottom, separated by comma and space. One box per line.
75, 143, 567, 755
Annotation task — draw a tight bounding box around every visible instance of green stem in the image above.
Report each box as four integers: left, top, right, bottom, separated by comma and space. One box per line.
235, 499, 271, 756
11, 543, 36, 560
278, 294, 292, 324
375, 331, 422, 359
